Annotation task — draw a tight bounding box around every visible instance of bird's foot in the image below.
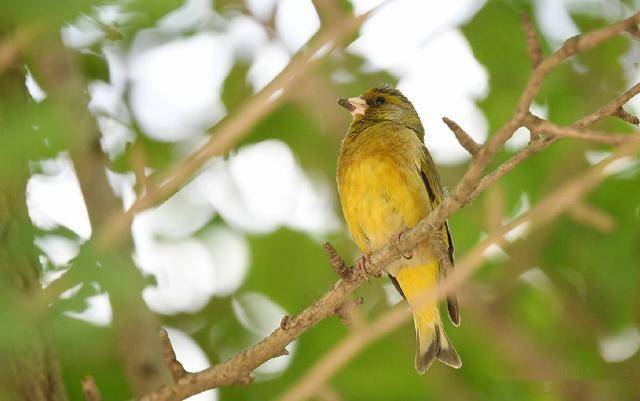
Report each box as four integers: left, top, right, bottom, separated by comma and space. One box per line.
391, 227, 416, 260
352, 254, 380, 281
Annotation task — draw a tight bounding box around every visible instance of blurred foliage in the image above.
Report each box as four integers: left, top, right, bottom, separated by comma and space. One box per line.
1, 0, 640, 401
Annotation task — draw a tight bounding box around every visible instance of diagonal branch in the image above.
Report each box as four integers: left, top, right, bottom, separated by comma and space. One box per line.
136, 12, 640, 401
275, 141, 640, 401
471, 81, 640, 199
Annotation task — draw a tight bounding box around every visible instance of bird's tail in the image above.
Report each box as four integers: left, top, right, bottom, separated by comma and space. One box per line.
395, 262, 462, 374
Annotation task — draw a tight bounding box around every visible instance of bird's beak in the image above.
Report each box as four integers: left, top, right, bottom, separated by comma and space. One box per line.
338, 97, 367, 118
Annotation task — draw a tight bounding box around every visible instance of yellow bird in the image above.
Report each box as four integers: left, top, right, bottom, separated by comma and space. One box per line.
336, 84, 461, 373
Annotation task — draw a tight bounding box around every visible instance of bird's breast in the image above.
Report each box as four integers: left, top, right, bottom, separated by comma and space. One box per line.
338, 152, 430, 253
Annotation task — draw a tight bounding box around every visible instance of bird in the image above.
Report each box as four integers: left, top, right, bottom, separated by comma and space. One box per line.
336, 83, 461, 373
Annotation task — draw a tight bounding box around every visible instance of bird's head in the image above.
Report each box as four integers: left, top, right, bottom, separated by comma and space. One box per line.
338, 84, 421, 130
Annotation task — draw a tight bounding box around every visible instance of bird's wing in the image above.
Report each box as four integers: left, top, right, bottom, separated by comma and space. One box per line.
417, 144, 461, 327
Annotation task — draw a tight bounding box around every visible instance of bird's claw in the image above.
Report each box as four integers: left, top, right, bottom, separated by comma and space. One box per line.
392, 228, 415, 259
353, 255, 380, 281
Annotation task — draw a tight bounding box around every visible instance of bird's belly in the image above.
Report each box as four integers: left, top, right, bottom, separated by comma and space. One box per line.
339, 157, 430, 253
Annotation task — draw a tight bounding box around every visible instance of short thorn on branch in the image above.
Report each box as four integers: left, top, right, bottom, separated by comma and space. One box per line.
82, 376, 102, 401
334, 296, 364, 327
274, 348, 290, 357
521, 13, 543, 67
159, 328, 188, 381
614, 106, 640, 125
442, 117, 481, 157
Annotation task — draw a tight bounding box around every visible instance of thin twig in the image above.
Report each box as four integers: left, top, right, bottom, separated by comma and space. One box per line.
524, 113, 640, 145
472, 82, 640, 199
442, 117, 480, 156
568, 202, 616, 233
614, 106, 640, 125
521, 14, 543, 67
322, 243, 349, 279
82, 376, 102, 401
159, 329, 188, 381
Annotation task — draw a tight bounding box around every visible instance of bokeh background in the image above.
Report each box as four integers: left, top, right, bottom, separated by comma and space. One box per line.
1, 0, 640, 400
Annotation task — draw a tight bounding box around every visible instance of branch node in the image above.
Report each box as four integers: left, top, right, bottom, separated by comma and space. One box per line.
521, 13, 543, 67
234, 374, 255, 386
82, 376, 102, 401
322, 242, 349, 279
280, 315, 295, 330
274, 348, 290, 357
159, 328, 188, 381
614, 106, 640, 125
442, 117, 480, 156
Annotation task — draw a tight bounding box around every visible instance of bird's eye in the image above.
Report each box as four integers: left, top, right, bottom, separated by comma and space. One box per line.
374, 96, 385, 105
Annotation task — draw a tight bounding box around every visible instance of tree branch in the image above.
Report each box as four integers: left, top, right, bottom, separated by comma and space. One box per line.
568, 201, 616, 233
96, 6, 382, 250
442, 117, 480, 156
136, 12, 640, 401
472, 81, 640, 199
614, 106, 640, 125
524, 113, 640, 145
159, 329, 187, 382
39, 0, 389, 315
276, 141, 640, 401
521, 14, 543, 68
322, 242, 349, 279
